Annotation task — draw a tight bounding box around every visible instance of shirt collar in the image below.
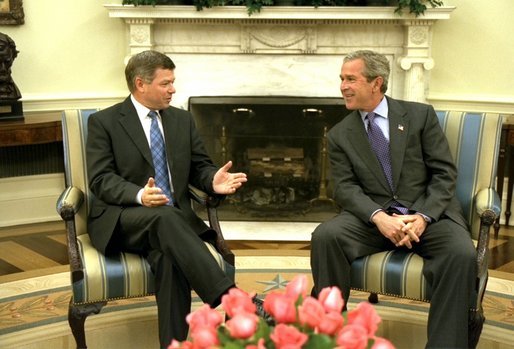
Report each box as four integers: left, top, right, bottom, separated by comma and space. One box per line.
359, 96, 389, 122
130, 95, 159, 122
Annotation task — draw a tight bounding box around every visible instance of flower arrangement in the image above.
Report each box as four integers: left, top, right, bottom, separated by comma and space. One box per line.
169, 275, 395, 348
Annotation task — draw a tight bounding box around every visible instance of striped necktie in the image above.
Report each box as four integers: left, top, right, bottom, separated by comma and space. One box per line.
149, 111, 173, 206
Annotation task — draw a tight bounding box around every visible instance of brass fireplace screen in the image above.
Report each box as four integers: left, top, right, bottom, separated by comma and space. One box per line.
189, 96, 351, 222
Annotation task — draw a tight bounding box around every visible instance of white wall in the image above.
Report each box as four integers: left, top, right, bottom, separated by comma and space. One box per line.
429, 0, 514, 111
1, 1, 128, 111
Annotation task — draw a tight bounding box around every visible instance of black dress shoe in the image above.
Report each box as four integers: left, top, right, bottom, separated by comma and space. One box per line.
252, 296, 276, 327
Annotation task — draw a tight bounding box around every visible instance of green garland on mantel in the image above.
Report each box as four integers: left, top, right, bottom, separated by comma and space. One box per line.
121, 0, 444, 17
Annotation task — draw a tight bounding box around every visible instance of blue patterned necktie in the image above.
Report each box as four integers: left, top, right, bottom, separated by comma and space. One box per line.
149, 111, 173, 206
367, 112, 407, 214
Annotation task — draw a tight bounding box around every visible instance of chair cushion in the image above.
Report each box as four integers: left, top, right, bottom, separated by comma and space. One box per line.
351, 250, 431, 302
72, 234, 235, 305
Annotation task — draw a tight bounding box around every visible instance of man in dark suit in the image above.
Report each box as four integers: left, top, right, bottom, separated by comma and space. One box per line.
310, 50, 477, 348
86, 50, 248, 348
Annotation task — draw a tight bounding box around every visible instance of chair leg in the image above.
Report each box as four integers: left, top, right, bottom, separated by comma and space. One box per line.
68, 301, 107, 349
468, 308, 485, 349
368, 292, 379, 303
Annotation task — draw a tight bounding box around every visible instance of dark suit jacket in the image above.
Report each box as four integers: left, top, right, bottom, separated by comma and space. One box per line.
327, 96, 467, 228
86, 97, 220, 254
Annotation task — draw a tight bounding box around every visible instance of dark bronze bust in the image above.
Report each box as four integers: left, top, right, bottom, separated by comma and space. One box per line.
0, 32, 23, 120
0, 32, 21, 101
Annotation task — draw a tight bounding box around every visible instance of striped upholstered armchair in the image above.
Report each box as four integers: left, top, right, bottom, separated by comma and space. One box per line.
56, 109, 235, 349
350, 111, 502, 348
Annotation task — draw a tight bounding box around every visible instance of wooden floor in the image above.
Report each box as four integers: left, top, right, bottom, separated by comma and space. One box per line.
0, 220, 513, 281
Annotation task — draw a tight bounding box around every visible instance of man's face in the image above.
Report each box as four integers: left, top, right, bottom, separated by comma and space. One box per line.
339, 59, 379, 112
138, 68, 176, 110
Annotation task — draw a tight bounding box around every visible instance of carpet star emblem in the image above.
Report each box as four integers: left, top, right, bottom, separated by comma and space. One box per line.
257, 274, 289, 292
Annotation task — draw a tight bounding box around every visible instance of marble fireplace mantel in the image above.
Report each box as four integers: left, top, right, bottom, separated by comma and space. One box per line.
104, 4, 455, 104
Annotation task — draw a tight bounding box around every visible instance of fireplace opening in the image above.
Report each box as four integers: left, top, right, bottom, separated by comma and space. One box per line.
189, 96, 351, 222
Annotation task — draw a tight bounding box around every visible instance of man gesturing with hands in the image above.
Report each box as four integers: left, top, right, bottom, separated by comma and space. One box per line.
86, 51, 247, 348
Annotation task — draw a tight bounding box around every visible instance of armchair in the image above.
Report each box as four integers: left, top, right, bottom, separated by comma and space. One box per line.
56, 109, 235, 349
350, 111, 502, 348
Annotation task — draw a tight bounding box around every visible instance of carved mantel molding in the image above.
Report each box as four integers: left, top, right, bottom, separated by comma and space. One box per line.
104, 5, 455, 102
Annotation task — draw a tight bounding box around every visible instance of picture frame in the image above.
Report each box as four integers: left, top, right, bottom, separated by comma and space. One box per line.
0, 0, 24, 25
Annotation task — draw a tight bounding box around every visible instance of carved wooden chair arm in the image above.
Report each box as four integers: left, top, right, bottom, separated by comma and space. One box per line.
474, 187, 501, 309
188, 184, 234, 266
56, 186, 85, 283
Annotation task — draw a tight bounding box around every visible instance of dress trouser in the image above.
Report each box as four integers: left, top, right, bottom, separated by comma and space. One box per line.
310, 211, 477, 349
113, 206, 235, 349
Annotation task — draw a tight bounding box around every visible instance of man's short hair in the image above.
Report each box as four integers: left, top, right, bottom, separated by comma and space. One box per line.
344, 50, 390, 94
125, 50, 176, 93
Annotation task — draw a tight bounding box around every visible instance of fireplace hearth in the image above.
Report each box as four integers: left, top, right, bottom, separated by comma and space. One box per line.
189, 96, 351, 222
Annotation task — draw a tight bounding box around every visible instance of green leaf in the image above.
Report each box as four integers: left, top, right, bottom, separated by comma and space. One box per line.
253, 319, 272, 340
218, 326, 233, 344
304, 333, 336, 349
223, 342, 246, 349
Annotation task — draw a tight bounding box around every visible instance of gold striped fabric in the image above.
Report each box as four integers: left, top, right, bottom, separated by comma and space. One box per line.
351, 250, 428, 301
62, 109, 97, 237
62, 110, 234, 305
436, 111, 502, 240
73, 234, 232, 304
350, 111, 502, 302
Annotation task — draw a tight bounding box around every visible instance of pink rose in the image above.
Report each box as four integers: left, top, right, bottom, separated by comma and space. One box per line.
190, 325, 219, 348
167, 339, 182, 348
263, 292, 297, 324
347, 302, 381, 337
298, 296, 325, 329
336, 324, 368, 349
318, 286, 345, 314
221, 288, 256, 318
245, 338, 266, 349
270, 323, 309, 349
371, 337, 395, 349
285, 274, 309, 302
226, 312, 260, 339
318, 311, 344, 336
169, 340, 194, 349
186, 304, 223, 332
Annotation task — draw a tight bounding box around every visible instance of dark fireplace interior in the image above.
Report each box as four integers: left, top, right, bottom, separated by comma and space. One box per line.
189, 96, 351, 222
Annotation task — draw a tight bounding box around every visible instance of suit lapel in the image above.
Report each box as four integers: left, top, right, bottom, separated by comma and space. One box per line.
118, 98, 154, 168
346, 111, 391, 192
160, 107, 178, 178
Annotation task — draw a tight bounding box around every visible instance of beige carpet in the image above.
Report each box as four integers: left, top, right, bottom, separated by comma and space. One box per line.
1, 253, 513, 348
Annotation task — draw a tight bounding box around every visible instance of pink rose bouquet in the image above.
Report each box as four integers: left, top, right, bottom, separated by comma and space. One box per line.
169, 275, 394, 349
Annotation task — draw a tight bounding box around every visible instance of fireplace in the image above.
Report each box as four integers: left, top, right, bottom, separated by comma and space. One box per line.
189, 96, 351, 222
